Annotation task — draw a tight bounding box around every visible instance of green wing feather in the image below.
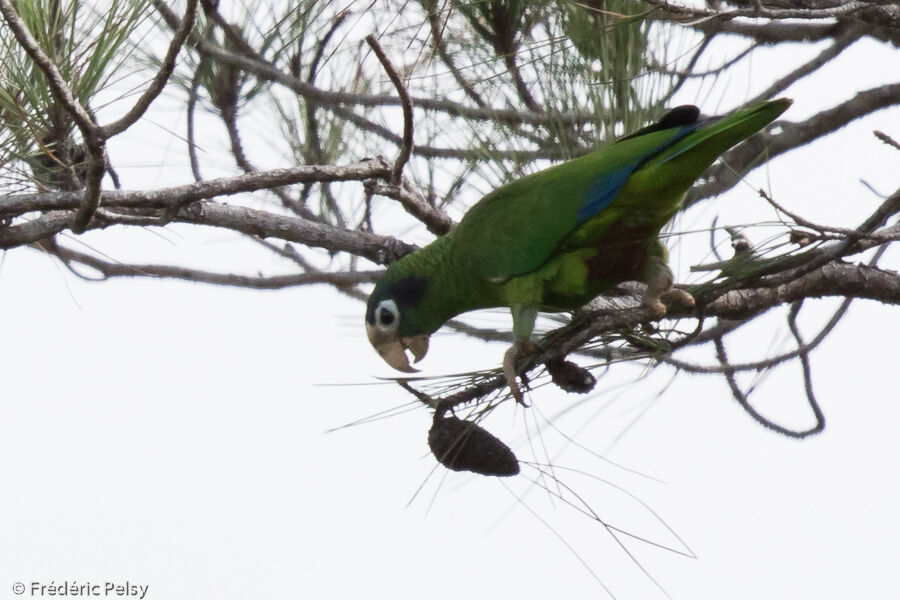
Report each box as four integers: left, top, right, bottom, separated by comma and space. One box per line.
451, 127, 688, 280
621, 99, 791, 201
451, 99, 791, 282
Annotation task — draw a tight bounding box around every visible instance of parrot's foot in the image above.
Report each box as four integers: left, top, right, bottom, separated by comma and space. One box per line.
641, 288, 695, 316
640, 297, 668, 316
661, 288, 695, 310
503, 340, 539, 406
642, 254, 696, 316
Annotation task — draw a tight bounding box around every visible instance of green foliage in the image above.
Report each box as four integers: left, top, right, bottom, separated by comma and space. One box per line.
407, 0, 677, 199
0, 0, 148, 190
561, 0, 652, 131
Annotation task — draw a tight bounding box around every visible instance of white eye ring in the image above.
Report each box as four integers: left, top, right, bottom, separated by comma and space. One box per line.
375, 299, 400, 333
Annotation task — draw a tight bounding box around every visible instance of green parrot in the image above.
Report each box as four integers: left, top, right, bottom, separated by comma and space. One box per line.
366, 99, 791, 401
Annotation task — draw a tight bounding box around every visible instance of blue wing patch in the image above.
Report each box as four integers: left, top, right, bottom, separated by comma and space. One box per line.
576, 123, 700, 223
576, 165, 635, 224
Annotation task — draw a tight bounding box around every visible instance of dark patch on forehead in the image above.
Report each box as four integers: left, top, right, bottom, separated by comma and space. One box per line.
393, 275, 428, 308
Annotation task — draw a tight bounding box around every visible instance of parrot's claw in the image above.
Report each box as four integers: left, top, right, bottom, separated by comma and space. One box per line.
503, 341, 539, 406
661, 288, 695, 310
641, 289, 694, 317
641, 298, 668, 316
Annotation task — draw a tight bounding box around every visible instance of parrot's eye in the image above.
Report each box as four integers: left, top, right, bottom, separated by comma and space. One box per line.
375, 299, 400, 332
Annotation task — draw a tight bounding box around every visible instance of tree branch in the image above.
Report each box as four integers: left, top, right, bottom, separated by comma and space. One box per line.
645, 0, 878, 22
100, 0, 198, 137
0, 159, 393, 218
148, 0, 595, 127
687, 82, 900, 205
367, 180, 453, 236
0, 0, 96, 133
419, 259, 900, 413
0, 0, 105, 233
744, 24, 863, 106
50, 242, 381, 289
365, 34, 414, 183
177, 202, 416, 265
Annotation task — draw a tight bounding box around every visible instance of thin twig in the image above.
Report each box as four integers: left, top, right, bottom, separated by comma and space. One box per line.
758, 188, 896, 241
785, 301, 825, 436
365, 34, 414, 183
186, 52, 207, 183
148, 0, 593, 127
51, 242, 381, 288
101, 0, 198, 137
744, 23, 862, 107
875, 130, 900, 151
686, 82, 900, 205
426, 0, 486, 107
367, 179, 453, 235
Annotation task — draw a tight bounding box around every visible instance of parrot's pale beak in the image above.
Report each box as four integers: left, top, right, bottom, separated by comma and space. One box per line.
366, 323, 430, 373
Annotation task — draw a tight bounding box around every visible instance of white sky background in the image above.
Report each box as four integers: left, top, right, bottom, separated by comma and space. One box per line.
2, 6, 900, 600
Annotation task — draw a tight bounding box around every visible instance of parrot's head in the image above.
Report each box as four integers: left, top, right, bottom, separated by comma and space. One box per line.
366, 273, 432, 373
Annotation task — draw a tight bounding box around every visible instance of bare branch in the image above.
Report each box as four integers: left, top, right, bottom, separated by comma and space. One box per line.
690, 19, 842, 43
50, 242, 380, 289
0, 159, 392, 218
713, 328, 824, 439
666, 244, 888, 376
365, 34, 414, 183
177, 202, 416, 265
785, 301, 826, 436
744, 24, 863, 106
687, 82, 900, 204
875, 129, 900, 151
367, 180, 453, 236
186, 53, 206, 183
425, 2, 486, 107
100, 0, 198, 138
645, 0, 878, 22
420, 257, 900, 413
706, 262, 900, 319
0, 159, 418, 264
0, 212, 72, 248
148, 0, 595, 127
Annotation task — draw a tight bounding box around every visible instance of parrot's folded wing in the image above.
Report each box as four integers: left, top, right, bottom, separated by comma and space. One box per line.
451, 127, 692, 281
450, 99, 790, 283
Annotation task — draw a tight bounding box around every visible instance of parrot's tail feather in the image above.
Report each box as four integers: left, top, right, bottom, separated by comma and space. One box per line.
653, 98, 791, 170
628, 98, 792, 196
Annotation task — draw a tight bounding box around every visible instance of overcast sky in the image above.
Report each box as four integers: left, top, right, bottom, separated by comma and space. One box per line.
2, 11, 899, 600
